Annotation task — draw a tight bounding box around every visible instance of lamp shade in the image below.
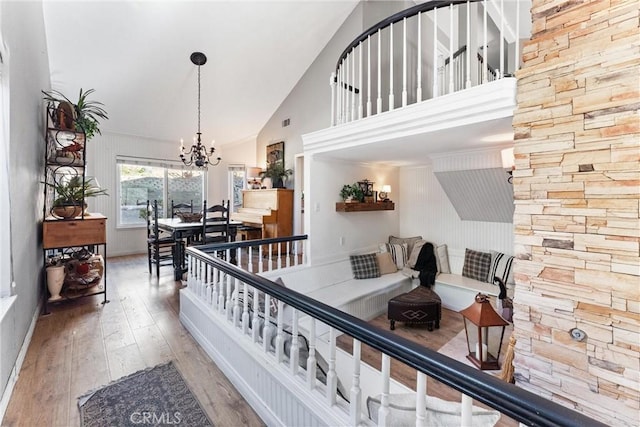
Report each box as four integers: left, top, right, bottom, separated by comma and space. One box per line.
381, 185, 391, 193
247, 167, 263, 179
501, 147, 515, 169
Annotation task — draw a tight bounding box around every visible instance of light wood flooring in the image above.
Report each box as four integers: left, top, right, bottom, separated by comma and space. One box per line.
2, 255, 264, 427
4, 254, 515, 427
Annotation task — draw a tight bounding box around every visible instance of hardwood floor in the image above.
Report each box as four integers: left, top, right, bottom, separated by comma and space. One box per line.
2, 255, 264, 427
336, 310, 518, 427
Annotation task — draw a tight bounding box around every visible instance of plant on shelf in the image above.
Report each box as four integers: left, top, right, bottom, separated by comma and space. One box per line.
42, 88, 108, 140
260, 163, 293, 188
339, 183, 364, 202
45, 176, 108, 219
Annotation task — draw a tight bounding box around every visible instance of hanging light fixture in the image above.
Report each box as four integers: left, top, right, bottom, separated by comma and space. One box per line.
179, 51, 221, 168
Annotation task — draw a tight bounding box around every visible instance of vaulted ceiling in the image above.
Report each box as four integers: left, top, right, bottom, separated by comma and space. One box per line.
43, 1, 359, 146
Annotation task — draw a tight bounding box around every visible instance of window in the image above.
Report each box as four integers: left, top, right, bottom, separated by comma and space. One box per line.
228, 165, 246, 213
117, 157, 206, 227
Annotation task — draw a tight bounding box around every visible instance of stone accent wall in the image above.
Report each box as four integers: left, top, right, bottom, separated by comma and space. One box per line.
511, 1, 639, 425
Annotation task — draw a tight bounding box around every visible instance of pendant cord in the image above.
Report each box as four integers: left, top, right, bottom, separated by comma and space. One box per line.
197, 64, 201, 142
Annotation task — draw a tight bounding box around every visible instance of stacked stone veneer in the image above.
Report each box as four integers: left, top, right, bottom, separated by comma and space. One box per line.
511, 0, 639, 425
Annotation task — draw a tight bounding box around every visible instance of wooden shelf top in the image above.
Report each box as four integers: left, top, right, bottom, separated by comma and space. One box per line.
335, 202, 395, 212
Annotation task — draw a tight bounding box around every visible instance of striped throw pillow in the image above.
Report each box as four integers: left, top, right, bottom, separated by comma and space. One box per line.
488, 251, 514, 285
380, 243, 408, 269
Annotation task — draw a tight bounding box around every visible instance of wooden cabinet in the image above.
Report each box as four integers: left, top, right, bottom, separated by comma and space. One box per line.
43, 214, 107, 249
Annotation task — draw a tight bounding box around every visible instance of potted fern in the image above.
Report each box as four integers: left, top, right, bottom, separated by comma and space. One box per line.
45, 176, 108, 219
260, 163, 293, 188
42, 88, 108, 140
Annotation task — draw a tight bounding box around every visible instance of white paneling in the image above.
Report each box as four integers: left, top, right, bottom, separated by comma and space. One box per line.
399, 151, 513, 273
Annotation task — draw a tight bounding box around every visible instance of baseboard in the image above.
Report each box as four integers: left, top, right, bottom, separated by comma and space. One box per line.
0, 299, 40, 423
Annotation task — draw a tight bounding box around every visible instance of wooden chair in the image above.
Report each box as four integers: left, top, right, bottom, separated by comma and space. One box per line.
146, 200, 179, 277
170, 200, 193, 218
193, 200, 230, 246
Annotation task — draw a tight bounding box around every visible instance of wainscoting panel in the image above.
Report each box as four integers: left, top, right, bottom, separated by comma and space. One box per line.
399, 152, 514, 268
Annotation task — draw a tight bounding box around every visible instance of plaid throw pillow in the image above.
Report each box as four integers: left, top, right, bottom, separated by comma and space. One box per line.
462, 249, 491, 282
350, 253, 380, 279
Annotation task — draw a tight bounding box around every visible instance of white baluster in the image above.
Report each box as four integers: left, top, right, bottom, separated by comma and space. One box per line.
233, 277, 241, 327
345, 55, 350, 122
212, 267, 219, 310
337, 64, 342, 124
351, 49, 356, 121
483, 0, 488, 84
416, 372, 426, 427
290, 309, 299, 375
378, 354, 390, 426
449, 3, 454, 94
466, 1, 471, 88
388, 22, 394, 111
326, 327, 337, 406
461, 394, 473, 426
307, 318, 317, 389
515, 0, 520, 74
241, 282, 250, 334
251, 287, 260, 343
350, 339, 362, 426
258, 246, 264, 273
275, 300, 284, 362
263, 294, 273, 353
417, 11, 422, 102
432, 7, 438, 97
358, 41, 363, 119
226, 272, 233, 321
247, 246, 254, 273
377, 28, 382, 114
267, 244, 273, 271
402, 17, 407, 107
277, 242, 282, 270
330, 71, 336, 126
500, 0, 504, 79
367, 34, 372, 117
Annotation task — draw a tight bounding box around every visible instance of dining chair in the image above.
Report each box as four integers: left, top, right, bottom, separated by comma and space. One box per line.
193, 200, 230, 246
170, 200, 194, 218
146, 200, 180, 277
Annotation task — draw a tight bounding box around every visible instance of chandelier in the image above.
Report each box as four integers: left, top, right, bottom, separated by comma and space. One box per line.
179, 52, 221, 168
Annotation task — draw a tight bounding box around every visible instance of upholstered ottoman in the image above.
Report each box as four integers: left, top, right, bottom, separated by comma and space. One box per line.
388, 286, 441, 331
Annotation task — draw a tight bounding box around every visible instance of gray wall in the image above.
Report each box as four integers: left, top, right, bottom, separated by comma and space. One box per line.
0, 0, 50, 405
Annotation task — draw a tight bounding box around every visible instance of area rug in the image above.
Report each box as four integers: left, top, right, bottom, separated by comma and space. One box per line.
78, 361, 213, 427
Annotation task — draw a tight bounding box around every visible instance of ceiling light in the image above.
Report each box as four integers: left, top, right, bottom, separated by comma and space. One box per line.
179, 52, 221, 169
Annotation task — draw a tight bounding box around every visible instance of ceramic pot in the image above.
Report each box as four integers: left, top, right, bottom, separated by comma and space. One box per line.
46, 265, 65, 301
51, 205, 82, 219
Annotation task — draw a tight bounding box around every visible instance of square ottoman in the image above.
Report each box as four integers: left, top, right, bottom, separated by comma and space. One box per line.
388, 286, 441, 331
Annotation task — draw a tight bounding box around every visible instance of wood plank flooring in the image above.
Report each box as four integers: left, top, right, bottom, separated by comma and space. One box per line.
2, 255, 264, 427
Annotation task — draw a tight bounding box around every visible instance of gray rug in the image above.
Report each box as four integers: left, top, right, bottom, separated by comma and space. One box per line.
78, 361, 213, 427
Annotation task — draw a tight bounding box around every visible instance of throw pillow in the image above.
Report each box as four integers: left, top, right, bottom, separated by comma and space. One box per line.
488, 251, 514, 285
379, 243, 408, 269
350, 253, 380, 279
436, 244, 451, 274
462, 248, 491, 282
406, 239, 429, 269
389, 235, 423, 255
376, 252, 398, 275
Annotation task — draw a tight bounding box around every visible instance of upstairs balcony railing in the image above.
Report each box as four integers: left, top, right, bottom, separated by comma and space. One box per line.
183, 236, 605, 427
331, 0, 523, 126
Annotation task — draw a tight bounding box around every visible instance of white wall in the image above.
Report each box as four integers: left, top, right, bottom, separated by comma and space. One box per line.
399, 149, 514, 273
306, 157, 399, 264
89, 132, 247, 256
0, 0, 50, 413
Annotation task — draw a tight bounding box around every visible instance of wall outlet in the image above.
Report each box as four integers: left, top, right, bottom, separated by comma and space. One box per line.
339, 236, 345, 246
314, 202, 320, 212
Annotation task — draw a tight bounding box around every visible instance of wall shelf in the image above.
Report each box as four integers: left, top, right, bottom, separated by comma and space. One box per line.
335, 201, 395, 212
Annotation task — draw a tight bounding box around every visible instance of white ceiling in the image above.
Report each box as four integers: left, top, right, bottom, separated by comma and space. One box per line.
42, 0, 359, 146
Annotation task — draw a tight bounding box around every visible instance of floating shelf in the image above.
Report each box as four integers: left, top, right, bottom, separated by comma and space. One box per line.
335, 202, 395, 212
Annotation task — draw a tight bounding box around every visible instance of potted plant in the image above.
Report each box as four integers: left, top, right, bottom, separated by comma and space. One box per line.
260, 163, 293, 188
339, 183, 364, 202
42, 88, 108, 140
45, 176, 108, 219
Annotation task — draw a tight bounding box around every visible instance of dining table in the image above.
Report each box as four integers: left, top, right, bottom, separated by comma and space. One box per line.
157, 217, 244, 280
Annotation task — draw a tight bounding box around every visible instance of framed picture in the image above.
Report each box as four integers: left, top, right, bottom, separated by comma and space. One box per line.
266, 141, 284, 168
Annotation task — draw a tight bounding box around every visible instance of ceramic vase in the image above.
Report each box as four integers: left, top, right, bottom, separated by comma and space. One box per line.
46, 265, 65, 301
